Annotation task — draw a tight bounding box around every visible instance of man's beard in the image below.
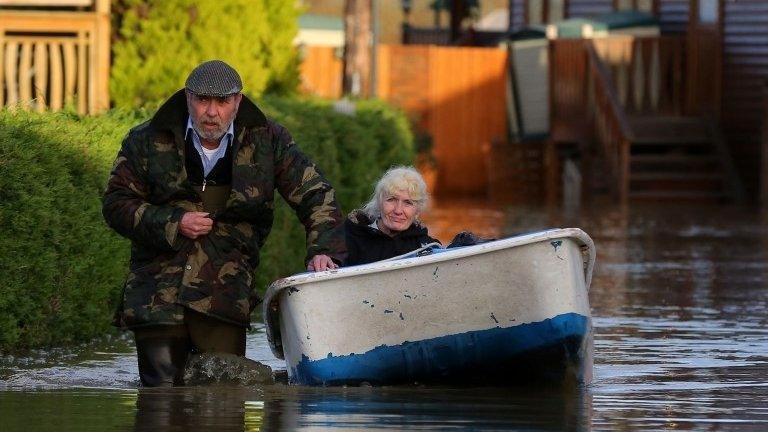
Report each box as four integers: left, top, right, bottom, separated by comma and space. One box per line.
193, 116, 228, 142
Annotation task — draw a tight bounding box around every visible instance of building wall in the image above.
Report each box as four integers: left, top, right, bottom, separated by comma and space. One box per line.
657, 0, 689, 34
567, 0, 614, 18
721, 1, 768, 196
510, 0, 689, 34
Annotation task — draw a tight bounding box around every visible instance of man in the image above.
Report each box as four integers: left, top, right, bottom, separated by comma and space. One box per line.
103, 60, 345, 387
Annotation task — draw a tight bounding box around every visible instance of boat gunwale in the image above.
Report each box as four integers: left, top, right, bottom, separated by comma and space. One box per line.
266, 227, 594, 293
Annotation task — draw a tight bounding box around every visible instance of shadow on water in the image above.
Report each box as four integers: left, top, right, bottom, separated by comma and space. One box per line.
1, 200, 768, 430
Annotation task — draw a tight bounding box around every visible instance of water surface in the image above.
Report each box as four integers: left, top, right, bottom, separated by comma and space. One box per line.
1, 201, 767, 430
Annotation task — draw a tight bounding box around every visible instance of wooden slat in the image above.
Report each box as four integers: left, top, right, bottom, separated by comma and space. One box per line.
0, 35, 5, 106
63, 40, 76, 108
299, 46, 342, 99
49, 41, 62, 110
0, 12, 98, 32
649, 40, 660, 110
18, 41, 32, 108
549, 39, 590, 142
0, 0, 92, 5
631, 42, 644, 112
86, 29, 95, 114
76, 31, 86, 114
4, 40, 18, 106
93, 7, 108, 111
375, 44, 390, 98
33, 41, 47, 111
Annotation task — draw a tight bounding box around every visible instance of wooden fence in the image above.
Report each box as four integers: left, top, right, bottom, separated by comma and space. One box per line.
0, 0, 110, 114
301, 44, 508, 195
591, 35, 685, 116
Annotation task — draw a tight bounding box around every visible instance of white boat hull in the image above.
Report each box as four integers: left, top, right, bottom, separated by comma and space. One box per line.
264, 228, 595, 386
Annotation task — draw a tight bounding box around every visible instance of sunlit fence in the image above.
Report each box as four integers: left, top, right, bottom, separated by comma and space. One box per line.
0, 0, 110, 114
301, 44, 508, 195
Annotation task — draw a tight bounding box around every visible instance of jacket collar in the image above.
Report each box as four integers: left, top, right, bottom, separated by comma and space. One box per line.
149, 89, 268, 140
346, 209, 429, 238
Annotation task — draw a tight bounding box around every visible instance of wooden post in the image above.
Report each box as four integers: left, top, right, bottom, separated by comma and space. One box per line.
544, 140, 560, 206
342, 0, 371, 97
619, 137, 630, 204
94, 0, 110, 112
685, 0, 724, 117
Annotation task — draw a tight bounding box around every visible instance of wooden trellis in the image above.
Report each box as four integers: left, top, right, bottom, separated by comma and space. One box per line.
0, 0, 110, 114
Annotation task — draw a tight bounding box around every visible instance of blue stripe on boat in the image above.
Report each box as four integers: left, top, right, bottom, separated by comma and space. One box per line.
290, 312, 589, 386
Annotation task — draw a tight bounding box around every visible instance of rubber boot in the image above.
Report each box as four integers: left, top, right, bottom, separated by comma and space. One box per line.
134, 334, 190, 387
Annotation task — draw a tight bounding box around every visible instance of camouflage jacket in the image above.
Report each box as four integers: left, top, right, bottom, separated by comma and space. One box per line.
103, 90, 345, 329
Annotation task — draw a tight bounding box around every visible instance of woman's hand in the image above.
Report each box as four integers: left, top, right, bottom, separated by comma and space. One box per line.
307, 254, 339, 272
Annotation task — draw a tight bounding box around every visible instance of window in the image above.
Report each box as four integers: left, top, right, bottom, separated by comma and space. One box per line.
699, 0, 719, 24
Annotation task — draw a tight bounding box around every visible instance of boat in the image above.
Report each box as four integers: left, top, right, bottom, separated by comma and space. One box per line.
263, 228, 595, 386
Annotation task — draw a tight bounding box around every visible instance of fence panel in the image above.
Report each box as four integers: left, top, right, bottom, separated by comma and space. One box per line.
300, 44, 508, 195
300, 46, 343, 99
0, 0, 109, 114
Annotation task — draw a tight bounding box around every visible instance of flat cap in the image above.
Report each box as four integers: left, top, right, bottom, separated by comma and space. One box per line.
185, 60, 243, 97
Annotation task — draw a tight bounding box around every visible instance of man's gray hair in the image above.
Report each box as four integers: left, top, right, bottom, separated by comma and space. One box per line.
361, 166, 429, 220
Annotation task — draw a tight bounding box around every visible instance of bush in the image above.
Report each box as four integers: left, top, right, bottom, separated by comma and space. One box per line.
0, 110, 132, 349
0, 96, 414, 351
110, 0, 301, 108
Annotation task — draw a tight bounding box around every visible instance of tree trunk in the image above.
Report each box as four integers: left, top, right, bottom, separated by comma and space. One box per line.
342, 0, 371, 97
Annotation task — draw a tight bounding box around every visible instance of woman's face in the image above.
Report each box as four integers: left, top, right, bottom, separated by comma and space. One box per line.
379, 189, 419, 235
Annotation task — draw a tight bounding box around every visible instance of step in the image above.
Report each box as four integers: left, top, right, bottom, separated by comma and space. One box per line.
632, 137, 711, 146
630, 172, 723, 181
630, 154, 719, 168
629, 190, 727, 202
628, 116, 711, 145
630, 175, 723, 192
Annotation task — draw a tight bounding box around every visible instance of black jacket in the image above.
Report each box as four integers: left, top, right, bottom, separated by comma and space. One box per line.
343, 210, 440, 266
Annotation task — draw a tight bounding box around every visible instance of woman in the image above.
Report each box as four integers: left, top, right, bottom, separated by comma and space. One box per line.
344, 166, 440, 266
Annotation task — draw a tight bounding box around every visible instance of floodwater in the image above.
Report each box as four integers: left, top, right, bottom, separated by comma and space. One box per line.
1, 200, 767, 431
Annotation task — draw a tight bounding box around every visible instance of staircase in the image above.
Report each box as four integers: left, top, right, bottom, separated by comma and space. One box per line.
548, 36, 745, 203
627, 116, 740, 202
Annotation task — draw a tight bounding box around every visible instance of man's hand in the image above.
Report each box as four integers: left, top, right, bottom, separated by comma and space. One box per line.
180, 212, 213, 239
307, 254, 339, 272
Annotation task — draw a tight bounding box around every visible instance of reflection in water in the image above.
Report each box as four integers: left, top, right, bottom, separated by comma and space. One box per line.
133, 387, 263, 431
1, 202, 768, 430
259, 385, 591, 431
0, 385, 591, 431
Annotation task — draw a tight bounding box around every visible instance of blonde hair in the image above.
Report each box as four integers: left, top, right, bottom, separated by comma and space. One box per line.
361, 166, 429, 219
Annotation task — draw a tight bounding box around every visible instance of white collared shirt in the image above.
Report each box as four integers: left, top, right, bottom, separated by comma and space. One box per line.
185, 117, 234, 177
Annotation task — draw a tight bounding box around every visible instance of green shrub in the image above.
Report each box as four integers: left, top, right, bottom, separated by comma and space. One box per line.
110, 0, 300, 108
0, 96, 413, 351
0, 110, 131, 349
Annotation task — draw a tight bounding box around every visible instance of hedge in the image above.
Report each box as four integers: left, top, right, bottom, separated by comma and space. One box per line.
110, 0, 300, 108
0, 98, 414, 351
